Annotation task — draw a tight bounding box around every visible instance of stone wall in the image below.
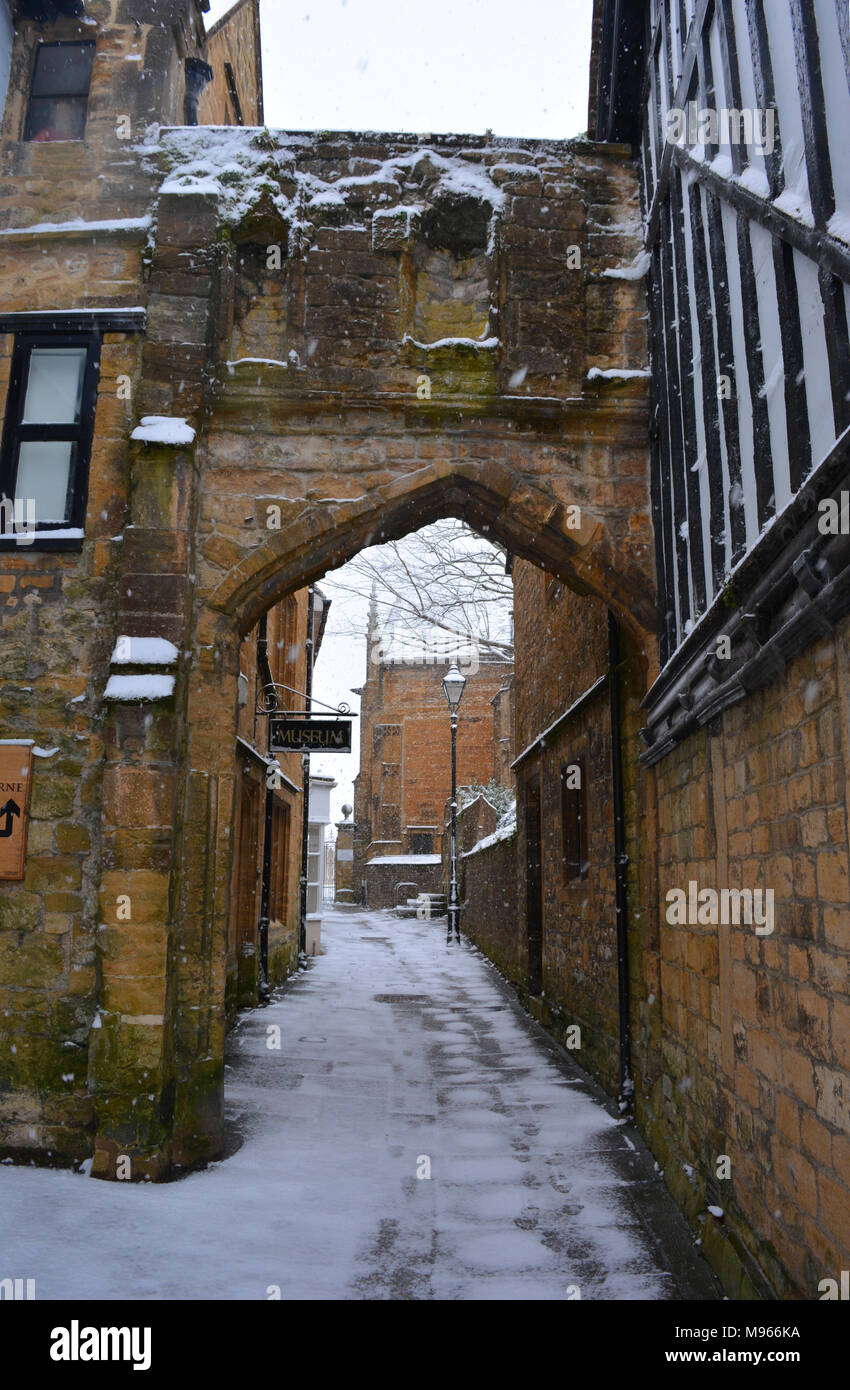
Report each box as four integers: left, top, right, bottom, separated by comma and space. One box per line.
0, 84, 654, 1175
333, 820, 355, 900
460, 832, 519, 981
364, 857, 443, 910
0, 322, 143, 1165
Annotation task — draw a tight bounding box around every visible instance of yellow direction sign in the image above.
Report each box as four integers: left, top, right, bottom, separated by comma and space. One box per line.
0, 743, 33, 881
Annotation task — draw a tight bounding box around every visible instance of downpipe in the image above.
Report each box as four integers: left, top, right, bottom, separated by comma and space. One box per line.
608, 612, 633, 1116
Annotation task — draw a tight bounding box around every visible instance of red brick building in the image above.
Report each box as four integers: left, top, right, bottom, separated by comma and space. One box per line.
352, 600, 513, 905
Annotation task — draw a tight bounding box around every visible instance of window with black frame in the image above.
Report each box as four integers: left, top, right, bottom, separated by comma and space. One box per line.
24, 41, 95, 143
0, 334, 100, 544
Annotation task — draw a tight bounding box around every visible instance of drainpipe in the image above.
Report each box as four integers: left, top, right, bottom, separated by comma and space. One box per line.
608, 611, 633, 1113
257, 614, 274, 1000
298, 587, 315, 957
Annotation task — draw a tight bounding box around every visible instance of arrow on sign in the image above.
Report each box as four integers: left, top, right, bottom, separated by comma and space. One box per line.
0, 799, 21, 838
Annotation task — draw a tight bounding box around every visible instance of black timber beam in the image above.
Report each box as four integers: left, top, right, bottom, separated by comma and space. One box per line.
595, 0, 648, 144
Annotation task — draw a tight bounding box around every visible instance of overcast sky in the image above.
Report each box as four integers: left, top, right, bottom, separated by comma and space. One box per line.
204, 0, 595, 834
205, 0, 594, 139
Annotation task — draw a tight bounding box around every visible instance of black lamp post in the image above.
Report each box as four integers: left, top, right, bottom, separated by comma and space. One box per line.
442, 663, 466, 945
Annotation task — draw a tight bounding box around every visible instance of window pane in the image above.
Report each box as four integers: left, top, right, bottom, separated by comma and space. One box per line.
31, 43, 95, 98
25, 95, 87, 141
22, 348, 86, 424
15, 440, 75, 522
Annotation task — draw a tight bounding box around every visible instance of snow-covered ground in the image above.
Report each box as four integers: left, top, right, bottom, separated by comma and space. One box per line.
0, 908, 716, 1300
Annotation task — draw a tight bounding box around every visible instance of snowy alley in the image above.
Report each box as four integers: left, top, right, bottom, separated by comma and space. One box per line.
0, 907, 719, 1301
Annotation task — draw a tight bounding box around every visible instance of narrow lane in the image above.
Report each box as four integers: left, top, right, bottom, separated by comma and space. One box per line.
0, 907, 719, 1300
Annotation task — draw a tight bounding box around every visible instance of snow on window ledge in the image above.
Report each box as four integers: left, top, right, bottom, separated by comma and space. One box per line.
110, 635, 179, 666
103, 674, 176, 702
586, 367, 651, 381
130, 416, 195, 445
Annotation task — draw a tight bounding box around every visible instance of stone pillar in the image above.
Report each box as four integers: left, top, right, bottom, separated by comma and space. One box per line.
89, 190, 222, 1179
334, 819, 355, 901
91, 431, 192, 1181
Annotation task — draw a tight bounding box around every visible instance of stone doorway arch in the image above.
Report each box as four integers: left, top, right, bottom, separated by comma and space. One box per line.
159, 460, 655, 1173
89, 131, 656, 1177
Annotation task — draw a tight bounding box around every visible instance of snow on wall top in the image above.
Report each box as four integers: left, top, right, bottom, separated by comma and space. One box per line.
144, 126, 587, 240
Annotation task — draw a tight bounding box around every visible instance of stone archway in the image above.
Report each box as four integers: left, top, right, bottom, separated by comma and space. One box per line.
89, 130, 656, 1176
168, 463, 655, 1168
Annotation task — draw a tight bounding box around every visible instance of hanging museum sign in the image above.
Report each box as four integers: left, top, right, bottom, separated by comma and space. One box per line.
270, 718, 353, 753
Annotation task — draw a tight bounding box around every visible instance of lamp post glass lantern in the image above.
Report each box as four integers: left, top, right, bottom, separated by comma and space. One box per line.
442, 664, 466, 944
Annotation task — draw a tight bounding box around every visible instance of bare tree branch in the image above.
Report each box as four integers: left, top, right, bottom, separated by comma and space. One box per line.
326, 520, 514, 659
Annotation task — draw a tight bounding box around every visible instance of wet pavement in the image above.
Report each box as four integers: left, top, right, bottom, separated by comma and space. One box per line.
0, 906, 720, 1300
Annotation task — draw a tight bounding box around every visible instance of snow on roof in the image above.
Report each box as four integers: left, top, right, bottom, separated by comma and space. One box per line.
110, 636, 179, 667
131, 416, 196, 445
462, 819, 517, 858
104, 675, 176, 702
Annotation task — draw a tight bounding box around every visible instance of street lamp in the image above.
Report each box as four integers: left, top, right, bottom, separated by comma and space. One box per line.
442, 663, 466, 945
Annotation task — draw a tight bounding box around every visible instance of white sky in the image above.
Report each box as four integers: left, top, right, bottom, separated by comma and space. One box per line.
309, 578, 366, 827
205, 0, 595, 139
203, 0, 596, 832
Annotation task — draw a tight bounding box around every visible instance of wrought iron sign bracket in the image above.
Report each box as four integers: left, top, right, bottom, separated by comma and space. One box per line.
255, 681, 356, 719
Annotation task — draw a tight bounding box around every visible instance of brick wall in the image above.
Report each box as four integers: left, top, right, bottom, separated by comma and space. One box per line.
353, 656, 513, 888
460, 832, 520, 980
641, 616, 850, 1297
509, 560, 622, 1091
364, 857, 443, 910
472, 549, 850, 1297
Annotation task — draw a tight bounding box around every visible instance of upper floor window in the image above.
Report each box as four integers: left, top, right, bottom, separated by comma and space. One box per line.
408, 830, 434, 855
24, 41, 94, 143
0, 333, 100, 544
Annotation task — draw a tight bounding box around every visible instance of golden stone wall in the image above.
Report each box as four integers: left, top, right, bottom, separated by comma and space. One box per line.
1, 16, 654, 1183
